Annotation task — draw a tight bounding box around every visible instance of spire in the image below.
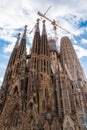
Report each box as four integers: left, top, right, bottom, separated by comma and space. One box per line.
31, 19, 40, 54
22, 25, 27, 39
40, 19, 49, 55
42, 20, 46, 35
60, 36, 85, 82
35, 19, 40, 33
14, 33, 21, 48
18, 25, 27, 58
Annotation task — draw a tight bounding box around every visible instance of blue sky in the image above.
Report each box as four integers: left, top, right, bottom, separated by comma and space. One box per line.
0, 0, 87, 86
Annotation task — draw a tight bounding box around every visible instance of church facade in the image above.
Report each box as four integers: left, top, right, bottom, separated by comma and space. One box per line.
0, 19, 87, 130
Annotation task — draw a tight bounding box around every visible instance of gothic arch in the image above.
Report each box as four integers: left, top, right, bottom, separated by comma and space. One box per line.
13, 86, 19, 95
63, 115, 75, 130
11, 84, 20, 96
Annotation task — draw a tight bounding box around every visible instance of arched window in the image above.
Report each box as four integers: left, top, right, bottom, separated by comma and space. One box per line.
13, 86, 18, 95
29, 101, 33, 110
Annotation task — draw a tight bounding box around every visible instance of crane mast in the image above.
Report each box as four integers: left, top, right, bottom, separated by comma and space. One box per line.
38, 11, 58, 39
38, 11, 75, 36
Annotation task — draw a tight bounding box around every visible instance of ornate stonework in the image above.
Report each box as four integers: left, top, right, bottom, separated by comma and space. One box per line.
0, 20, 87, 130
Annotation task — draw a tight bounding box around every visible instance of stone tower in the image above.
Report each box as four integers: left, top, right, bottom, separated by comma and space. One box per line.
0, 20, 87, 130
60, 36, 86, 81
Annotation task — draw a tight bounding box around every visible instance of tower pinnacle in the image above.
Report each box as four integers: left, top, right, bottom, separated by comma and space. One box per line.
35, 18, 40, 33
22, 25, 27, 39
14, 33, 21, 48
31, 19, 40, 54
42, 20, 46, 35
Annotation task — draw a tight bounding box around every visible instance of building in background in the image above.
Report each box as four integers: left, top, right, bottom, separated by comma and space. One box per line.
0, 19, 87, 130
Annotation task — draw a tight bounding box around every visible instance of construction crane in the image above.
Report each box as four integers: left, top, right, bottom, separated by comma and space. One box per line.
37, 11, 75, 38
29, 5, 52, 34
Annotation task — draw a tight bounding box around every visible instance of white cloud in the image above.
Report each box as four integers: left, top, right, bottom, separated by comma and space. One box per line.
0, 0, 86, 50
26, 44, 31, 55
0, 77, 3, 82
0, 0, 87, 83
81, 38, 87, 44
3, 42, 15, 53
74, 45, 87, 58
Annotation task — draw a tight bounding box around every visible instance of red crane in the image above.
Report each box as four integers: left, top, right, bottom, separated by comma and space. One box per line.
38, 11, 75, 38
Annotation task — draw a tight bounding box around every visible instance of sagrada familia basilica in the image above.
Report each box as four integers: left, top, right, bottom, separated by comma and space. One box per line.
0, 19, 87, 130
